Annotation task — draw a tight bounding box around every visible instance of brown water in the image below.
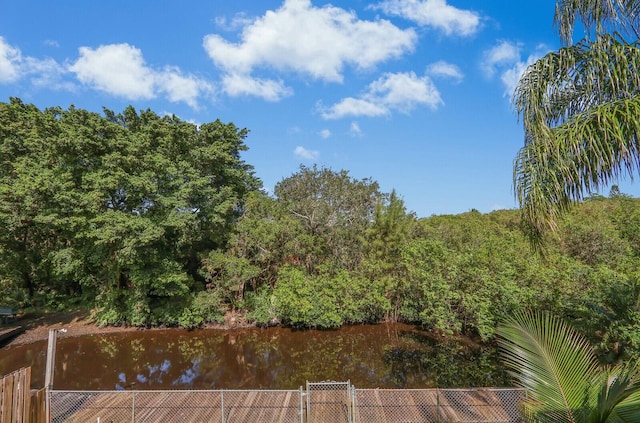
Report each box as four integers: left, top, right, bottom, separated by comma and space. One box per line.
0, 323, 508, 390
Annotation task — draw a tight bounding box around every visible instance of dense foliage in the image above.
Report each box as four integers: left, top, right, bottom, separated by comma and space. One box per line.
0, 98, 259, 326
2, 99, 640, 365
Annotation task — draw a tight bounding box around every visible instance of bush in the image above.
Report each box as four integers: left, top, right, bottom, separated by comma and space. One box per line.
244, 287, 280, 327
273, 266, 389, 328
179, 289, 225, 329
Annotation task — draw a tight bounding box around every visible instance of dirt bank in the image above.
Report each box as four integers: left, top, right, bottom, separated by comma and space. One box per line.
2, 311, 135, 347
2, 310, 254, 348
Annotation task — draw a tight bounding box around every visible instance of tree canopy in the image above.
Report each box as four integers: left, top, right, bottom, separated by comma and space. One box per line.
0, 98, 259, 326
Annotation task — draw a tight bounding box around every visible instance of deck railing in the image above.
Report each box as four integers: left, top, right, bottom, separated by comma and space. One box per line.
49, 383, 526, 423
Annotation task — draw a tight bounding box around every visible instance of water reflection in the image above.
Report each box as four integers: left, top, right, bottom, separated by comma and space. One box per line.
0, 324, 509, 390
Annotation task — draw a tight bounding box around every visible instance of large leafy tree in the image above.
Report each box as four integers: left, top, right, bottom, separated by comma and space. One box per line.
274, 164, 381, 272
497, 311, 640, 422
513, 0, 640, 243
0, 98, 259, 324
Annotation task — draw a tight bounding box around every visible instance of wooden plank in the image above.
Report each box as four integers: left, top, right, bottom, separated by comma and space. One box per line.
30, 389, 47, 423
13, 369, 22, 423
3, 372, 15, 422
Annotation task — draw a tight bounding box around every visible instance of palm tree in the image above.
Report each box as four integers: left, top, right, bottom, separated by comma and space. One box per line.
496, 311, 640, 422
513, 0, 640, 245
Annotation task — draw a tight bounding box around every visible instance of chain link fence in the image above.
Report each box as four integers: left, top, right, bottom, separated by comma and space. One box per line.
353, 388, 525, 423
50, 385, 525, 422
50, 389, 303, 423
306, 381, 353, 423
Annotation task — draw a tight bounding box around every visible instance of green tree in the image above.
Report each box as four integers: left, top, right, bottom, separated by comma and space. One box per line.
363, 189, 415, 320
513, 1, 640, 243
497, 311, 640, 422
0, 99, 259, 324
274, 165, 381, 272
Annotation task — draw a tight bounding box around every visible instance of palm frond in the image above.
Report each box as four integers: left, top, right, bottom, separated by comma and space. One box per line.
496, 311, 601, 423
554, 0, 640, 44
514, 96, 640, 241
514, 34, 640, 133
592, 363, 640, 422
512, 35, 640, 242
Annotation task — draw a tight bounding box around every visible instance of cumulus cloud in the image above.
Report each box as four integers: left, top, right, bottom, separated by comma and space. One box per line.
371, 0, 481, 36
481, 40, 521, 77
221, 73, 292, 101
0, 36, 68, 88
321, 71, 443, 119
27, 57, 71, 89
426, 60, 463, 83
69, 43, 212, 108
319, 129, 331, 139
204, 0, 416, 99
294, 146, 320, 160
0, 37, 23, 83
481, 41, 548, 97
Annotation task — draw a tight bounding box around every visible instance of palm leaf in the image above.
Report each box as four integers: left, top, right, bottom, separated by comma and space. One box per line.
591, 363, 640, 422
554, 0, 640, 44
496, 311, 601, 423
512, 35, 640, 243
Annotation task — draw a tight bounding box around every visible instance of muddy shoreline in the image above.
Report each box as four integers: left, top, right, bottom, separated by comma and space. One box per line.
1, 310, 254, 348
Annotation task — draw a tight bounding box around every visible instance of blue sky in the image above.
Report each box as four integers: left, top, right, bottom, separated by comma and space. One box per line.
1, 1, 636, 217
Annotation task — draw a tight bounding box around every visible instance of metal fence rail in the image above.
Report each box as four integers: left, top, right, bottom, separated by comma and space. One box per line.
50, 385, 525, 423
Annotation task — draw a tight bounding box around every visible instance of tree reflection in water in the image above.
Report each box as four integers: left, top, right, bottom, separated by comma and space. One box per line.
0, 323, 510, 390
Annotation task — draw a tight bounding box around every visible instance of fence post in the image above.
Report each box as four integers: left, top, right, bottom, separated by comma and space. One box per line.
436, 389, 440, 423
131, 391, 136, 423
221, 390, 225, 423
299, 386, 304, 423
305, 381, 310, 423
44, 329, 65, 421
350, 386, 356, 423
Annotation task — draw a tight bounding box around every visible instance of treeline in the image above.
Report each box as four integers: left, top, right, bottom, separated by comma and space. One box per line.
2, 99, 639, 362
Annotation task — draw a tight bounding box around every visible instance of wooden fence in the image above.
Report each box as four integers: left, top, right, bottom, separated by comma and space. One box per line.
0, 367, 46, 423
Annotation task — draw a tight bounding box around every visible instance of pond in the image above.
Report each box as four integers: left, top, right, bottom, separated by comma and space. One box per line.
0, 323, 509, 390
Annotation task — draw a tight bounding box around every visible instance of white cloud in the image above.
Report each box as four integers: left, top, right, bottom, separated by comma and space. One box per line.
204, 0, 416, 99
0, 36, 69, 88
371, 0, 481, 36
321, 71, 442, 119
69, 43, 211, 108
426, 60, 463, 83
214, 13, 254, 31
481, 40, 521, 77
321, 97, 389, 119
157, 67, 212, 109
294, 146, 320, 160
70, 44, 156, 99
44, 39, 60, 48
481, 41, 548, 97
350, 121, 362, 136
0, 37, 23, 83
319, 129, 331, 139
221, 73, 292, 101
26, 57, 70, 89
